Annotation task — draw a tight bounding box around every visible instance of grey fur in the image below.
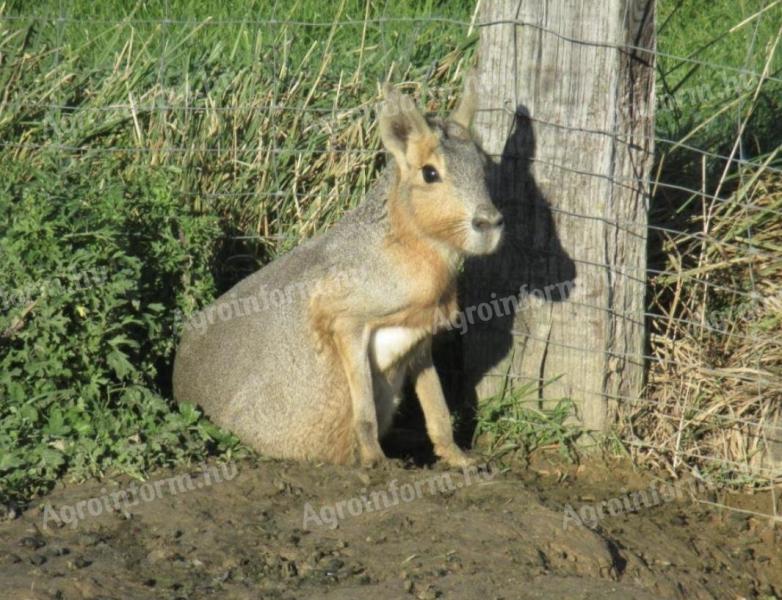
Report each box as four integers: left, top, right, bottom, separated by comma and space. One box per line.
173, 81, 503, 466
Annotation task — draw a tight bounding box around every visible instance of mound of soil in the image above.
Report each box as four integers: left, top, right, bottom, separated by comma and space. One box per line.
1, 455, 780, 599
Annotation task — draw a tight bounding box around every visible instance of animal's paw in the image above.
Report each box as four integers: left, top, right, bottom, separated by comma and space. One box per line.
359, 444, 387, 468
437, 445, 477, 469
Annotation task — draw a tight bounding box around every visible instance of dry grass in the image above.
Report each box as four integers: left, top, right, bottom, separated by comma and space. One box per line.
0, 3, 474, 288
624, 167, 782, 486
621, 4, 782, 490
3, 2, 781, 493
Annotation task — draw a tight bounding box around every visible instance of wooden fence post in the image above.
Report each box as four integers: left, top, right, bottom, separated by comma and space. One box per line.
463, 0, 656, 434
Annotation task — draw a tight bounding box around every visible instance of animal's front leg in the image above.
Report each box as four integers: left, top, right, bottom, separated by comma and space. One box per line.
332, 319, 386, 466
412, 345, 474, 468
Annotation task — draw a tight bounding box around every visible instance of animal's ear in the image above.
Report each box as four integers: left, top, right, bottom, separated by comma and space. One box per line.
379, 83, 435, 170
449, 71, 479, 129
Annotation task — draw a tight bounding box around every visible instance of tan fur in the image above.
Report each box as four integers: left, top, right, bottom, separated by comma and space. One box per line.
172, 77, 503, 467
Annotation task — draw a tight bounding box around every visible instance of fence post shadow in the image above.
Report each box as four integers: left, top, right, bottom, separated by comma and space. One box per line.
436, 104, 577, 448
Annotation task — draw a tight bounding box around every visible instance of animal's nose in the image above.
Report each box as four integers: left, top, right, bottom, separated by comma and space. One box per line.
472, 206, 504, 232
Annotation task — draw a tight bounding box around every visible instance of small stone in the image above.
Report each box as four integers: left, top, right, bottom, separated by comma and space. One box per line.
20, 536, 45, 549
417, 585, 441, 600
72, 556, 92, 569
30, 554, 47, 566
172, 554, 188, 568
146, 548, 168, 563
325, 558, 344, 575
670, 514, 687, 527
403, 579, 414, 594
213, 570, 231, 584
78, 533, 101, 547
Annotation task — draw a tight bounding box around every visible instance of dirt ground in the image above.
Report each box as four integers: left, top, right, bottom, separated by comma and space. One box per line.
1, 451, 781, 600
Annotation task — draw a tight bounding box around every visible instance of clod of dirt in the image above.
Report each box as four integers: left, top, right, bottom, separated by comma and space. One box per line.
48, 545, 70, 556
29, 554, 46, 566
71, 556, 92, 569
19, 536, 45, 549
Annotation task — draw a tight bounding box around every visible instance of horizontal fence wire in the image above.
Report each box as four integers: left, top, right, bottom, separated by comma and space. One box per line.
2, 252, 774, 347
472, 369, 782, 436
444, 366, 782, 442
6, 101, 782, 173
1, 13, 781, 83
2, 138, 779, 218
4, 214, 772, 304
1, 8, 779, 521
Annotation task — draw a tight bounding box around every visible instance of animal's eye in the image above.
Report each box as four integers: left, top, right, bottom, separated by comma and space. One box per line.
421, 164, 441, 184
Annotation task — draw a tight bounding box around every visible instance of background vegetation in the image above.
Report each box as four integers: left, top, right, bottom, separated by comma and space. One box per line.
638, 0, 782, 485
1, 0, 780, 505
0, 0, 477, 505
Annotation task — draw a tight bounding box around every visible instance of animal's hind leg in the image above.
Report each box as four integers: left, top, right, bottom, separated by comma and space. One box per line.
319, 391, 357, 464
295, 346, 358, 465
330, 318, 386, 466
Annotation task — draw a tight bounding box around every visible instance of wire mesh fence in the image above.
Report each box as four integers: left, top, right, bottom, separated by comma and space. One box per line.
1, 1, 780, 521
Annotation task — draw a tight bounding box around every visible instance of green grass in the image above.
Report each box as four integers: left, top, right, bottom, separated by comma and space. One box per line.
656, 0, 782, 155
1, 0, 477, 279
638, 1, 782, 485
653, 1, 782, 241
1, 0, 780, 506
0, 0, 478, 505
473, 376, 582, 463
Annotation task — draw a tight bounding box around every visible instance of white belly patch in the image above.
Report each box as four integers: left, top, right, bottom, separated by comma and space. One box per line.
371, 327, 428, 371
